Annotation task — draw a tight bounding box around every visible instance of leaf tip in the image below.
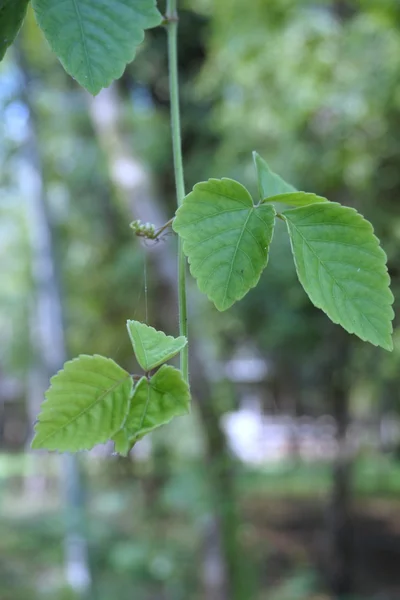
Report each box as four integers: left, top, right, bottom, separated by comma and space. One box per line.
381, 336, 394, 352
30, 435, 41, 450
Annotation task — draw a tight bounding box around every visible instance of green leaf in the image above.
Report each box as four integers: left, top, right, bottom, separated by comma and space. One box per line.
126, 320, 187, 372
113, 365, 190, 456
32, 0, 162, 95
262, 192, 329, 208
112, 428, 132, 456
283, 202, 394, 350
0, 0, 30, 62
113, 426, 147, 455
254, 153, 327, 208
253, 151, 297, 200
173, 178, 276, 311
32, 355, 133, 452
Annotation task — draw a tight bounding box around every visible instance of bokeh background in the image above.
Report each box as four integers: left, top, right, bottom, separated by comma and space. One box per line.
1, 1, 400, 599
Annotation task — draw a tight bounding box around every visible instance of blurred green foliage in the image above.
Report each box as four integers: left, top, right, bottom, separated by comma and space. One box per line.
2, 454, 400, 599
1, 0, 400, 599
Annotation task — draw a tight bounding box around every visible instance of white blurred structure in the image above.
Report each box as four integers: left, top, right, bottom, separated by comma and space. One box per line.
221, 350, 400, 465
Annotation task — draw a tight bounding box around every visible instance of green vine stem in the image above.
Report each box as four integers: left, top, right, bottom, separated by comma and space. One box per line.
166, 0, 189, 383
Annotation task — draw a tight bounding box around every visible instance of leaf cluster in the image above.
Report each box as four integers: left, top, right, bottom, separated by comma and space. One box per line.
32, 321, 190, 454
174, 153, 394, 351
7, 0, 393, 453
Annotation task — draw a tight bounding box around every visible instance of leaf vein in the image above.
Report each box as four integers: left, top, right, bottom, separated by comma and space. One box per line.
222, 210, 253, 306
37, 373, 131, 445
70, 0, 94, 91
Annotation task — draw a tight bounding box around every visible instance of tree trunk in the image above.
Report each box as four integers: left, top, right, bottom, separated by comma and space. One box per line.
18, 54, 91, 598
89, 85, 248, 600
326, 335, 353, 597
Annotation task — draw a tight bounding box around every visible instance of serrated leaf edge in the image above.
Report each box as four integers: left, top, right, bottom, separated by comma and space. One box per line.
282, 203, 394, 351
31, 354, 133, 450
32, 0, 163, 95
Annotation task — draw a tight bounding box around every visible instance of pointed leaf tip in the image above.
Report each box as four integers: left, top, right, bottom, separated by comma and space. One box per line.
284, 202, 394, 350
127, 320, 187, 371
113, 428, 132, 457
32, 0, 162, 94
253, 152, 297, 200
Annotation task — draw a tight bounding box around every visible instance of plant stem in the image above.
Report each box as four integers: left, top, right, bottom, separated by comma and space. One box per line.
153, 217, 174, 239
166, 0, 189, 383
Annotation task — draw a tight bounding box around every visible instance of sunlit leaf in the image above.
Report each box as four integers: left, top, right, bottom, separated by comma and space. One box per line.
173, 178, 276, 311
112, 428, 132, 456
31, 355, 133, 451
32, 0, 162, 94
0, 0, 30, 61
113, 365, 190, 456
284, 202, 394, 350
126, 320, 187, 372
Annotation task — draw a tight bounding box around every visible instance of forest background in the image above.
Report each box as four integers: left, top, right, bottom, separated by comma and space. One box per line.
1, 1, 400, 599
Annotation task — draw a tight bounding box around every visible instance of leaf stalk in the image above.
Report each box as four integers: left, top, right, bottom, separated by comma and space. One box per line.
166, 0, 189, 383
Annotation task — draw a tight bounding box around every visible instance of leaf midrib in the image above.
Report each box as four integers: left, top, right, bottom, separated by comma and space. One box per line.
70, 0, 94, 91
134, 325, 150, 371
37, 373, 131, 445
221, 208, 253, 307
130, 372, 188, 436
137, 380, 151, 432
288, 218, 386, 342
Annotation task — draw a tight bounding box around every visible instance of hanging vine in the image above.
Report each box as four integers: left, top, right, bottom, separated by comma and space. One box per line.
0, 0, 393, 454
